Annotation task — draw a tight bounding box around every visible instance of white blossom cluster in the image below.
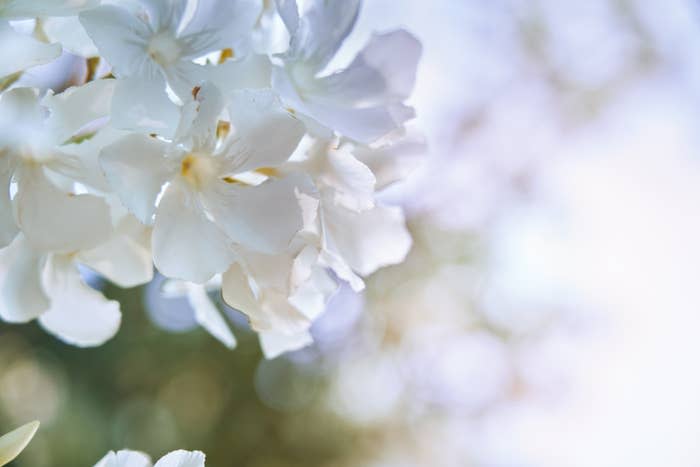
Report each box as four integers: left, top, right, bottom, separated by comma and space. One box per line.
0, 0, 421, 357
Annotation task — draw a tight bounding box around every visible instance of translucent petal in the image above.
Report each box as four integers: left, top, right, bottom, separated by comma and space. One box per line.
152, 181, 235, 283
0, 421, 39, 467
153, 450, 205, 467
14, 165, 112, 252
39, 255, 121, 347
100, 133, 172, 225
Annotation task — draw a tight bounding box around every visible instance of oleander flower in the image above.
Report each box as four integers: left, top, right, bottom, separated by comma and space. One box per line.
0, 0, 422, 357
80, 0, 261, 136
272, 0, 422, 143
100, 82, 306, 283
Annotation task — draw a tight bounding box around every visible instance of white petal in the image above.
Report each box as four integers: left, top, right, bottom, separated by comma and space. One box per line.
221, 261, 309, 334
0, 21, 61, 77
0, 421, 39, 467
187, 284, 236, 349
225, 89, 304, 173
138, 0, 188, 32
287, 0, 361, 69
152, 180, 236, 283
273, 65, 413, 143
1, 0, 98, 17
319, 248, 364, 292
39, 254, 121, 347
288, 246, 337, 320
0, 161, 18, 248
100, 133, 172, 225
43, 16, 98, 57
296, 97, 414, 144
275, 0, 299, 36
323, 201, 412, 277
78, 215, 153, 288
43, 79, 116, 144
178, 81, 225, 151
14, 165, 112, 252
204, 54, 272, 93
59, 126, 131, 193
353, 138, 426, 191
180, 0, 261, 56
79, 5, 153, 78
93, 450, 152, 467
111, 77, 180, 138
0, 235, 49, 323
0, 87, 44, 138
203, 177, 303, 254
259, 330, 312, 359
314, 145, 376, 212
315, 30, 422, 105
153, 450, 205, 467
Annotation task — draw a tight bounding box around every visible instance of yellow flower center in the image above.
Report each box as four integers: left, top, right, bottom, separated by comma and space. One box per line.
148, 32, 182, 66
180, 154, 217, 189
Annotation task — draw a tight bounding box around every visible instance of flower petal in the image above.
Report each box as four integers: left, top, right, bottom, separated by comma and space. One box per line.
204, 54, 272, 93
312, 144, 376, 212
39, 254, 121, 347
0, 21, 61, 78
353, 138, 426, 190
203, 176, 303, 254
153, 450, 205, 467
152, 180, 236, 283
315, 30, 422, 105
322, 201, 412, 277
100, 133, 172, 225
43, 79, 116, 144
111, 77, 180, 138
221, 261, 309, 335
274, 0, 299, 36
79, 5, 153, 78
1, 0, 98, 17
93, 450, 152, 467
78, 215, 153, 288
14, 165, 112, 252
225, 89, 305, 173
180, 0, 261, 56
187, 284, 236, 349
287, 0, 361, 70
0, 235, 49, 323
0, 421, 39, 467
259, 330, 312, 359
0, 160, 18, 248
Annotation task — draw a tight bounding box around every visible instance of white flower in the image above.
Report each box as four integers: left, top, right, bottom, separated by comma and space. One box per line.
222, 244, 338, 358
272, 0, 422, 143
275, 140, 414, 292
0, 85, 114, 252
80, 0, 261, 136
94, 449, 205, 467
100, 83, 305, 283
0, 420, 39, 467
0, 0, 422, 357
0, 222, 152, 346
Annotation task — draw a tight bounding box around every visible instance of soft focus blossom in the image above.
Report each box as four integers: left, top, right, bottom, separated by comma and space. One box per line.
94, 449, 205, 467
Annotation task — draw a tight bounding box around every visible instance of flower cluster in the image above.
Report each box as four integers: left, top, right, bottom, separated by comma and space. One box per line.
0, 0, 421, 357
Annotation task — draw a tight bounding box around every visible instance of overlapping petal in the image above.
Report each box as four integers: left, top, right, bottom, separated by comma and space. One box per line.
152, 180, 236, 283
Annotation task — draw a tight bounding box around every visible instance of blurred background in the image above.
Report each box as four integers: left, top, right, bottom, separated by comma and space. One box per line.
4, 0, 700, 465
